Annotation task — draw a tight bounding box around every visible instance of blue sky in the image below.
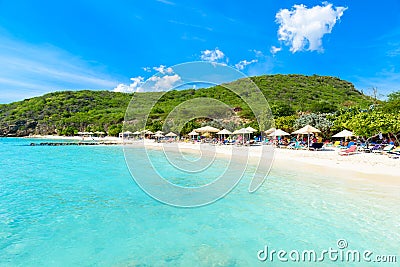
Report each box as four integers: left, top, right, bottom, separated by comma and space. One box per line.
0, 0, 399, 103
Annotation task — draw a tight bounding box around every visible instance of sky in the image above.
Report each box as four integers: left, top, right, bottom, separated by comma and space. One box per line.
0, 0, 399, 103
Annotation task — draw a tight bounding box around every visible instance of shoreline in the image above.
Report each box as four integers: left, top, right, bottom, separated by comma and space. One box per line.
10, 135, 400, 180
139, 141, 399, 179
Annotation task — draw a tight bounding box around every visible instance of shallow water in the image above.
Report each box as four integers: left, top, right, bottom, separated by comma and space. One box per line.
0, 138, 399, 266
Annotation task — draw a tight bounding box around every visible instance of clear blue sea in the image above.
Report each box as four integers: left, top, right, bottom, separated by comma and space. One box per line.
0, 138, 399, 266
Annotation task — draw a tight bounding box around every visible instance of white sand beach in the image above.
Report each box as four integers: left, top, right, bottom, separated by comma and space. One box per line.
138, 141, 399, 179
26, 135, 399, 180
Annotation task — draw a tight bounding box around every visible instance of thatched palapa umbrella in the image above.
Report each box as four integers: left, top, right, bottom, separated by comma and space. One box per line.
188, 131, 199, 140
217, 129, 232, 141
292, 125, 321, 150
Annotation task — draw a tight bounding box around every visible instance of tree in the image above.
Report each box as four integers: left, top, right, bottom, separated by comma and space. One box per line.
310, 100, 337, 113
270, 103, 295, 117
294, 113, 334, 132
274, 115, 297, 133
108, 124, 122, 136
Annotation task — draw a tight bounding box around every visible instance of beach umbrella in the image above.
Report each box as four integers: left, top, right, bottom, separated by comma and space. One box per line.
233, 128, 253, 134
245, 126, 257, 133
292, 125, 321, 134
188, 131, 199, 135
165, 132, 177, 137
194, 126, 220, 133
292, 125, 321, 150
332, 129, 354, 138
155, 130, 164, 134
146, 130, 154, 135
202, 132, 211, 138
233, 128, 253, 144
217, 129, 233, 141
154, 133, 164, 139
188, 130, 199, 140
132, 131, 141, 135
195, 126, 220, 138
264, 127, 276, 135
268, 129, 290, 137
217, 129, 233, 135
154, 133, 164, 142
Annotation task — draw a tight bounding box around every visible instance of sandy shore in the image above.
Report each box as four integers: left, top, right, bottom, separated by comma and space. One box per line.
24, 135, 399, 179
137, 141, 399, 179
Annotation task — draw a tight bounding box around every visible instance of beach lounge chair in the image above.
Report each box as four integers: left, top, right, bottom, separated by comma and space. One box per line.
333, 141, 341, 147
378, 145, 395, 154
387, 147, 400, 158
338, 145, 357, 156
372, 144, 392, 153
365, 144, 381, 153
287, 141, 305, 150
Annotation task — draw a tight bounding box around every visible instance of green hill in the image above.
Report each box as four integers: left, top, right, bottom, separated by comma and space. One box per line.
0, 74, 375, 137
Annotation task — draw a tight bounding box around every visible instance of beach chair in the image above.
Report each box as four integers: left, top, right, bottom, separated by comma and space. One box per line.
365, 144, 381, 153
333, 141, 340, 147
387, 147, 400, 158
378, 145, 394, 154
287, 142, 295, 149
338, 145, 357, 156
371, 144, 390, 153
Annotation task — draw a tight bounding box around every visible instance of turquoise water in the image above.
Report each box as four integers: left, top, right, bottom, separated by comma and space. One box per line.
0, 138, 399, 266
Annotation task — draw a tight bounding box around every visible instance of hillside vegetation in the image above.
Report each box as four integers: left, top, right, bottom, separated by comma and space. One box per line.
0, 74, 386, 137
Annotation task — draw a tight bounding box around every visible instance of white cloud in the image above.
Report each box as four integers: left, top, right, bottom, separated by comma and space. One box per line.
114, 69, 181, 93
235, 59, 258, 70
113, 76, 144, 93
142, 67, 151, 72
251, 49, 264, 57
200, 48, 225, 62
148, 74, 181, 91
270, 46, 282, 55
153, 65, 174, 74
275, 2, 347, 53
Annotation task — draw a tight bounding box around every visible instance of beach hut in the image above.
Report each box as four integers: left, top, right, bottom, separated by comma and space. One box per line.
292, 125, 321, 150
